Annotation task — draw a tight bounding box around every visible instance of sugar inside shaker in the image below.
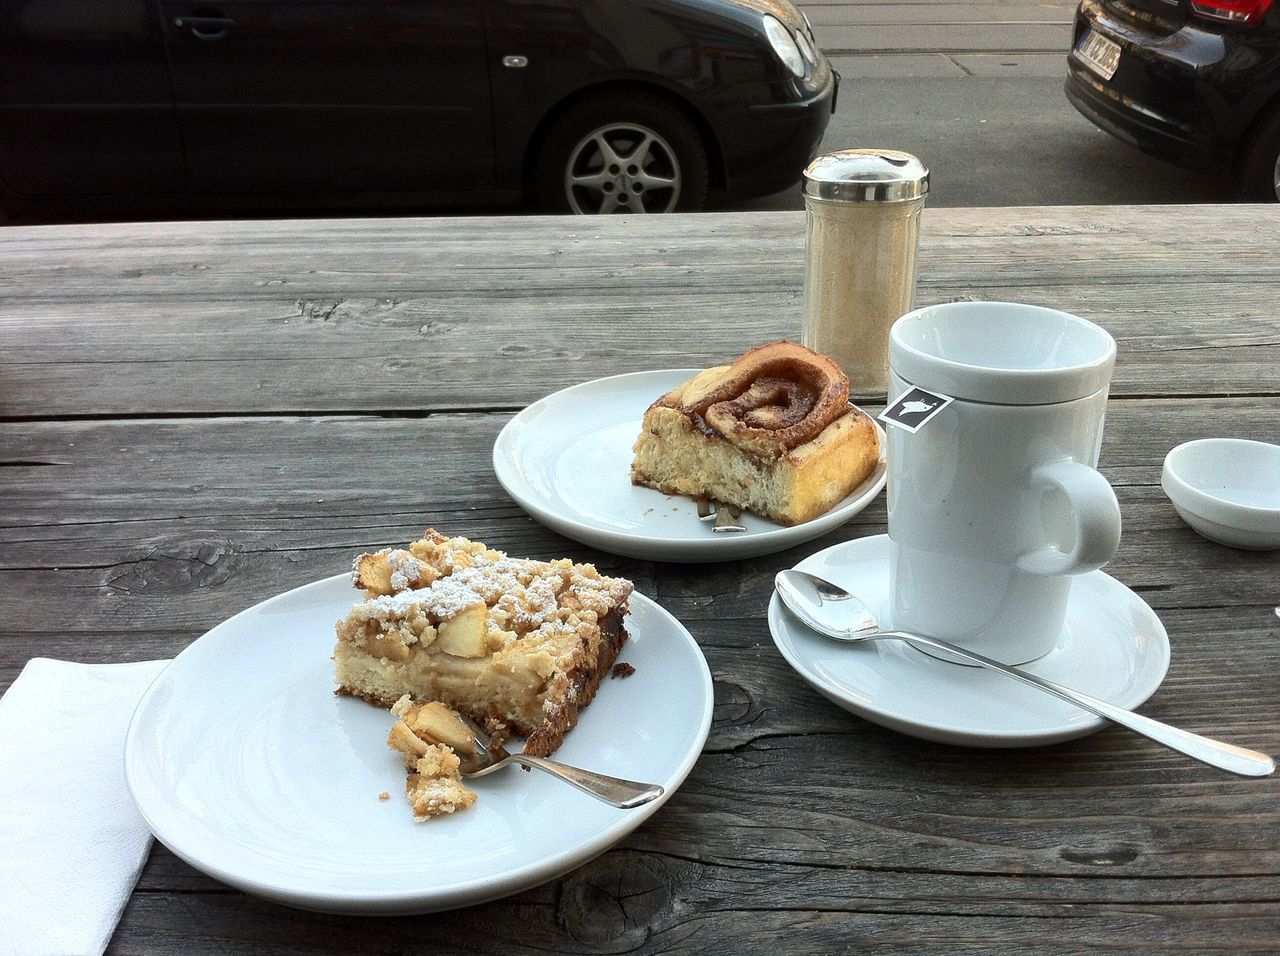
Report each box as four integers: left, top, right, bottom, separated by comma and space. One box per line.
801, 149, 929, 397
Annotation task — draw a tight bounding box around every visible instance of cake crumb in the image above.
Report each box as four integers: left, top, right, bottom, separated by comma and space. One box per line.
610, 661, 636, 679
378, 791, 391, 801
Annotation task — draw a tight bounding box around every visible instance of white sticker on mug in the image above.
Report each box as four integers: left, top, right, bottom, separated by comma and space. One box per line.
879, 387, 954, 433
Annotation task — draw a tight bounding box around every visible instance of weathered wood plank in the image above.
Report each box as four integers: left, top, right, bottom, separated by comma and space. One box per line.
109, 883, 1280, 956
1, 402, 1277, 667
2, 207, 1278, 416
3, 398, 1276, 523
2, 405, 1274, 656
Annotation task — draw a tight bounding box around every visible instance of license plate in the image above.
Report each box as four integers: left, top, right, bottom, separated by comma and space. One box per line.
1074, 28, 1121, 81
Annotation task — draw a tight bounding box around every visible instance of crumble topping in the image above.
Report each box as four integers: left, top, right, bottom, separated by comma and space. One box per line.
338, 531, 631, 659
404, 745, 476, 818
387, 550, 429, 591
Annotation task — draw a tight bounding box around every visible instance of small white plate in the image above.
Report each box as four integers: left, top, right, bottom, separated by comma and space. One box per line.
1161, 438, 1280, 550
768, 535, 1171, 748
125, 575, 713, 915
493, 370, 887, 562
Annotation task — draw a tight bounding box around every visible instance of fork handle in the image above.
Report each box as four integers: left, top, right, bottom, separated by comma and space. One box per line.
878, 630, 1274, 778
510, 755, 665, 808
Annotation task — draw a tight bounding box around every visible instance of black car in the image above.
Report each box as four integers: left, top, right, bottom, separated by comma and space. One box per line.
0, 0, 836, 219
1066, 0, 1280, 200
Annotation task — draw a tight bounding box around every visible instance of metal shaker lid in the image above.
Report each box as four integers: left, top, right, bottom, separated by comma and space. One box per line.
803, 149, 929, 203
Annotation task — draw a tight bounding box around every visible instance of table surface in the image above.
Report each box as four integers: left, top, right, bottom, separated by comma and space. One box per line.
3, 205, 1278, 954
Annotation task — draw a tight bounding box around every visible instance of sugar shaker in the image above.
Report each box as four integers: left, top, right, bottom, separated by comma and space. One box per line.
801, 149, 929, 397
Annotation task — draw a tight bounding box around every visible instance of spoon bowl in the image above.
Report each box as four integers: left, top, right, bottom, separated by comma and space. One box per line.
774, 569, 1274, 778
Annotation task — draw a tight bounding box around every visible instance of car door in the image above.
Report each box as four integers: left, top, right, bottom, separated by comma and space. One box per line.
0, 0, 184, 198
158, 0, 495, 196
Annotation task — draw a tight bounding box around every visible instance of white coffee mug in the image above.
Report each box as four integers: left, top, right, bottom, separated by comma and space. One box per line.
886, 301, 1122, 665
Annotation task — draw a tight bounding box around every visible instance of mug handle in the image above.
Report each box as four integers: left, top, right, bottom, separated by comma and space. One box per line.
1016, 459, 1121, 576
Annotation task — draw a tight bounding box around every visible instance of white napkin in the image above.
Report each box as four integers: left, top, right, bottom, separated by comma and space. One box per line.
0, 658, 169, 956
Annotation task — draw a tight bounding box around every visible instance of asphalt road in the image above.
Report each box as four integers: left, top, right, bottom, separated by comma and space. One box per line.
714, 0, 1235, 210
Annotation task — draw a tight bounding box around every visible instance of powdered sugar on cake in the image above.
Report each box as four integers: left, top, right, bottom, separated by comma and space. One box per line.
351, 552, 626, 634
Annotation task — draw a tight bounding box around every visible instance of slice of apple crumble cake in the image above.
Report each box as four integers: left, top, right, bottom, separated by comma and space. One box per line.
334, 530, 633, 761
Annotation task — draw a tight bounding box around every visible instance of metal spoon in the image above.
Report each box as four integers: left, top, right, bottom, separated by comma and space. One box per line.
774, 569, 1274, 778
453, 714, 665, 808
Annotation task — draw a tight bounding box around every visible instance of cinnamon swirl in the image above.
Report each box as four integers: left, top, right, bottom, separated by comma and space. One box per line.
630, 341, 881, 525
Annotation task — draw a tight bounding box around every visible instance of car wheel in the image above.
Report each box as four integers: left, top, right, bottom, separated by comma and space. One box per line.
1238, 106, 1280, 202
535, 91, 709, 214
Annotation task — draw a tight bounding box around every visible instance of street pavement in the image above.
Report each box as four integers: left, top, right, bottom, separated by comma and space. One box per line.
713, 0, 1234, 210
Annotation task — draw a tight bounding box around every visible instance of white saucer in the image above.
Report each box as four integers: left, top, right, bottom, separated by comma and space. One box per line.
492, 370, 887, 562
125, 574, 713, 915
768, 535, 1171, 747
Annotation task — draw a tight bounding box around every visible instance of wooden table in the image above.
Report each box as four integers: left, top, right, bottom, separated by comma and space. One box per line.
3, 206, 1278, 953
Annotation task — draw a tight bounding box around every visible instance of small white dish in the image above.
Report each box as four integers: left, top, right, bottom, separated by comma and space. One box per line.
1161, 438, 1280, 550
768, 535, 1171, 748
125, 574, 713, 915
492, 370, 887, 562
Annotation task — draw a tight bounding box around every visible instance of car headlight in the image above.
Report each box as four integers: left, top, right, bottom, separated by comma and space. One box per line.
794, 28, 817, 66
763, 15, 805, 78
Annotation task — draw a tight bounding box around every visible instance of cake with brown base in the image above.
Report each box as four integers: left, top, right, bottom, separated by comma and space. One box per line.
334, 530, 633, 762
631, 340, 881, 525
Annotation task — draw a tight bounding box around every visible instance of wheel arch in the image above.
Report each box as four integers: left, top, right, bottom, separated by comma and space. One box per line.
521, 79, 726, 202
1234, 90, 1280, 200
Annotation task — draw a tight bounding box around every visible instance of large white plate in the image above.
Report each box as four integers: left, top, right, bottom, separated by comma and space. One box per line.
769, 535, 1171, 748
125, 574, 713, 915
493, 370, 888, 562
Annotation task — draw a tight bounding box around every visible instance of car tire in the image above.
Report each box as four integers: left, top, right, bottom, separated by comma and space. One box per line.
1238, 105, 1280, 202
534, 91, 709, 214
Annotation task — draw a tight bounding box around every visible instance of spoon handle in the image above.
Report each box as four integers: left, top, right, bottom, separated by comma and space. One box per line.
510, 755, 666, 808
878, 630, 1274, 778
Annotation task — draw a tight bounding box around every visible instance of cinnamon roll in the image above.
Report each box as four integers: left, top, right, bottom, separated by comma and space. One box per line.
631, 341, 881, 526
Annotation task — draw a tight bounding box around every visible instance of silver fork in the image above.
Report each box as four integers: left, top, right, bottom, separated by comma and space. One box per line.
453, 714, 665, 808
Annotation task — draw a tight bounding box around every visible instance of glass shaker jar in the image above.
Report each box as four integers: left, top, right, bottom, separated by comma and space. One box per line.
801, 149, 929, 397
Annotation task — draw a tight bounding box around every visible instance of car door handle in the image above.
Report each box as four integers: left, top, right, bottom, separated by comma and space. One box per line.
174, 15, 235, 40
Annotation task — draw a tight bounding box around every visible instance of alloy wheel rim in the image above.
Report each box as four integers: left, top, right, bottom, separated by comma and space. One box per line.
1273, 152, 1280, 201
564, 123, 681, 214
